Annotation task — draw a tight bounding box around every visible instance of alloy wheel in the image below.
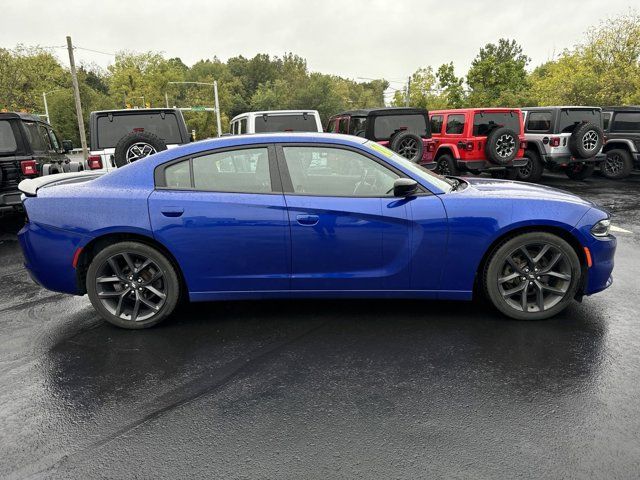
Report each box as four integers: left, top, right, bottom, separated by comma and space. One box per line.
496, 134, 516, 158
519, 158, 533, 178
125, 142, 158, 163
604, 153, 623, 175
95, 252, 167, 322
398, 138, 419, 159
582, 130, 599, 152
497, 243, 572, 313
437, 158, 451, 175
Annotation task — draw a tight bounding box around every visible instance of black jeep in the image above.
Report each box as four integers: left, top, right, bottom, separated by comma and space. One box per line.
601, 106, 640, 179
0, 112, 78, 214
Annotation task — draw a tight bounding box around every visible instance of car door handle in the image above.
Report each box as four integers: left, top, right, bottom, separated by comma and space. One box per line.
160, 207, 184, 217
296, 214, 319, 226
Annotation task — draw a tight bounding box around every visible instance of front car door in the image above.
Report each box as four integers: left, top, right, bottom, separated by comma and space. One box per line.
149, 144, 290, 298
276, 142, 445, 293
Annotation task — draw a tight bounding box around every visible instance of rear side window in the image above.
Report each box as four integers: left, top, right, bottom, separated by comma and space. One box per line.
96, 113, 183, 149
611, 112, 640, 132
558, 109, 601, 133
22, 122, 49, 152
348, 117, 367, 137
326, 119, 336, 133
373, 114, 428, 140
0, 121, 17, 154
526, 112, 552, 132
239, 118, 247, 134
254, 114, 317, 133
193, 147, 271, 193
473, 112, 520, 136
165, 161, 191, 189
445, 114, 465, 134
430, 115, 443, 135
338, 118, 349, 134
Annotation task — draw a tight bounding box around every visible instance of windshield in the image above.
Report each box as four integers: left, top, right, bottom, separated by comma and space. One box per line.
364, 141, 453, 193
253, 114, 318, 133
95, 112, 183, 149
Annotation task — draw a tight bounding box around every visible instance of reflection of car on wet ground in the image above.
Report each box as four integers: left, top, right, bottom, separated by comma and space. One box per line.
18, 132, 615, 329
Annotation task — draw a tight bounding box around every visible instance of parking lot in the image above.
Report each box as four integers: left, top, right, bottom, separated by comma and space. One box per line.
0, 173, 638, 479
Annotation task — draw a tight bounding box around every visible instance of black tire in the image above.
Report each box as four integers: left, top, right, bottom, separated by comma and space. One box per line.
389, 131, 424, 163
517, 150, 544, 182
485, 127, 519, 165
86, 241, 180, 329
564, 162, 595, 180
484, 232, 581, 320
434, 154, 459, 176
601, 149, 633, 180
113, 131, 167, 168
568, 122, 603, 159
490, 168, 518, 180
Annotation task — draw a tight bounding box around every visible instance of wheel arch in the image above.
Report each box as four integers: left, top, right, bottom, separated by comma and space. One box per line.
602, 139, 633, 153
525, 139, 544, 157
434, 145, 458, 160
75, 231, 188, 298
472, 224, 589, 300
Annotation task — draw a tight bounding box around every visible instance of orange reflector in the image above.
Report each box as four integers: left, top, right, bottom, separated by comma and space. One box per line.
72, 247, 83, 269
584, 247, 592, 268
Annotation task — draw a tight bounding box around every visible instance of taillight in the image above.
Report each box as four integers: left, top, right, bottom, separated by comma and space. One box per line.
20, 160, 37, 175
88, 155, 103, 170
550, 137, 561, 147
466, 142, 474, 151
426, 142, 436, 152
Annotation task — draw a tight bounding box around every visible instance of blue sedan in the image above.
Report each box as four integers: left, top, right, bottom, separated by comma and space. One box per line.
18, 133, 616, 329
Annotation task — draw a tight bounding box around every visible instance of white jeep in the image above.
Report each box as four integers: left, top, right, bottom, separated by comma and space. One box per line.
229, 110, 323, 135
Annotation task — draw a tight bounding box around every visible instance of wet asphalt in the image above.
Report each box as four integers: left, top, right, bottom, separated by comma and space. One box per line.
0, 173, 638, 479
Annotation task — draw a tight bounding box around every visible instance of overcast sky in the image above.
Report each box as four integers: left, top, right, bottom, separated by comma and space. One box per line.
2, 0, 636, 85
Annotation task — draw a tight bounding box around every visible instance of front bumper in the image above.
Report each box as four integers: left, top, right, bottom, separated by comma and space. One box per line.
543, 152, 606, 166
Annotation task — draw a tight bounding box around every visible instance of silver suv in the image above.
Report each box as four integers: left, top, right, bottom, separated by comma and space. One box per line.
518, 107, 605, 182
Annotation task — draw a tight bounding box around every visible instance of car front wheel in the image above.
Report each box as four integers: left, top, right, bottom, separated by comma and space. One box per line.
484, 232, 581, 320
86, 241, 180, 329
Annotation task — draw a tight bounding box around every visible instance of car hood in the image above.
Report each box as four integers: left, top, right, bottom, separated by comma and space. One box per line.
457, 177, 595, 207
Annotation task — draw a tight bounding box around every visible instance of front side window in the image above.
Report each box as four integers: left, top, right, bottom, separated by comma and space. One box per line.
430, 115, 443, 135
47, 128, 61, 150
473, 112, 520, 136
38, 125, 53, 151
326, 119, 336, 133
348, 117, 367, 137
373, 114, 428, 140
338, 117, 349, 134
611, 112, 640, 132
282, 146, 399, 197
526, 111, 552, 132
558, 109, 602, 133
239, 118, 247, 134
445, 114, 465, 135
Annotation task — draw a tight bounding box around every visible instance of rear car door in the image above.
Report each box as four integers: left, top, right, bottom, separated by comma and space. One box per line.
149, 144, 290, 296
276, 143, 414, 292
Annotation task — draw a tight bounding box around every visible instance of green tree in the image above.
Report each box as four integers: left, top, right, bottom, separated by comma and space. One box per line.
436, 62, 465, 108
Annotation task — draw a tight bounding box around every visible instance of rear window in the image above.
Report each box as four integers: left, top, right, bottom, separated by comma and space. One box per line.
253, 114, 318, 133
0, 121, 17, 154
95, 112, 183, 149
611, 112, 640, 132
473, 112, 520, 136
373, 114, 429, 140
558, 109, 601, 133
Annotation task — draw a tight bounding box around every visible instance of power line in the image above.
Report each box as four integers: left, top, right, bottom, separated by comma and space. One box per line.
74, 46, 117, 56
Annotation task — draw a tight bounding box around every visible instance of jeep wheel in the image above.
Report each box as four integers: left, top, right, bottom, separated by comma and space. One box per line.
601, 149, 633, 180
485, 127, 519, 165
113, 131, 168, 168
389, 131, 424, 163
564, 162, 595, 180
516, 150, 544, 182
434, 154, 459, 176
568, 122, 603, 159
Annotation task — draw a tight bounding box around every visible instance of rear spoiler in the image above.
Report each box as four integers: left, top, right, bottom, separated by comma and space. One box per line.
18, 171, 104, 197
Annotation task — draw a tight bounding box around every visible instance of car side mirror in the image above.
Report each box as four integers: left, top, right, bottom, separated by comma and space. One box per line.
62, 140, 73, 153
393, 178, 419, 197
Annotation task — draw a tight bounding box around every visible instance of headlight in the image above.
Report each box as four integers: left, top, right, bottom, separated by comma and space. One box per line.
591, 218, 611, 237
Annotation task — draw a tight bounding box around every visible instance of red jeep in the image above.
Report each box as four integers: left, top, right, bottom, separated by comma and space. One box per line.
428, 108, 527, 178
326, 108, 435, 164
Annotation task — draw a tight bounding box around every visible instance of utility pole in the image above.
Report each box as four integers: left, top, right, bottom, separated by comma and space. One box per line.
405, 76, 411, 107
66, 36, 88, 160
214, 81, 221, 137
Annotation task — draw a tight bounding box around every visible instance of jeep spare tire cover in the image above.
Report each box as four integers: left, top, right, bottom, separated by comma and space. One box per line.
485, 127, 519, 165
113, 131, 168, 168
389, 131, 424, 163
568, 122, 603, 159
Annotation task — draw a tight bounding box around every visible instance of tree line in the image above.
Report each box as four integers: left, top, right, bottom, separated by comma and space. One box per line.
0, 12, 638, 145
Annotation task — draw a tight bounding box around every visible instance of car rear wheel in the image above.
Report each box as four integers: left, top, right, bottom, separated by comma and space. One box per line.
484, 232, 581, 320
434, 154, 459, 176
516, 150, 544, 182
86, 241, 180, 329
601, 149, 633, 180
564, 162, 595, 180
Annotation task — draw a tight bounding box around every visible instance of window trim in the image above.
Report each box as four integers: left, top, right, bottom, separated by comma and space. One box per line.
274, 142, 429, 198
525, 110, 553, 133
154, 143, 282, 194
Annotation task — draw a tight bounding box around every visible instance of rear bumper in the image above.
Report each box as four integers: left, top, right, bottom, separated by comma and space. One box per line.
456, 157, 527, 171
0, 190, 22, 212
543, 153, 606, 166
